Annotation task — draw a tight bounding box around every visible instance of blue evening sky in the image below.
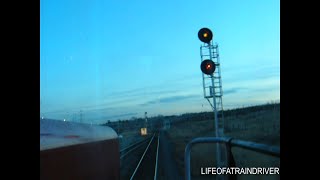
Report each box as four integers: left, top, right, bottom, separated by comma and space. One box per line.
40, 0, 280, 124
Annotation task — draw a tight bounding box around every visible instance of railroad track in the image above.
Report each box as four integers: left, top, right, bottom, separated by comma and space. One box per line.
120, 133, 160, 180
120, 137, 152, 160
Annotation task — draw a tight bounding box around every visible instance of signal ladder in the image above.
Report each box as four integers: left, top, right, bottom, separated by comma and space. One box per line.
200, 43, 227, 174
200, 43, 225, 136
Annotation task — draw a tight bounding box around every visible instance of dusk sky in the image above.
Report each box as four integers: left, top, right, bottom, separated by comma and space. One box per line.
40, 0, 280, 124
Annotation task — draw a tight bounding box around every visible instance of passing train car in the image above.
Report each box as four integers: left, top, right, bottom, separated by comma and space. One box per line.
40, 119, 120, 180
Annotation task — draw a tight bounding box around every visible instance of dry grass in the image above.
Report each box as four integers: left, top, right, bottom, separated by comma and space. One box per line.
166, 105, 280, 179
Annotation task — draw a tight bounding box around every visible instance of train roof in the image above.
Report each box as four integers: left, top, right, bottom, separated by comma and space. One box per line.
40, 119, 118, 151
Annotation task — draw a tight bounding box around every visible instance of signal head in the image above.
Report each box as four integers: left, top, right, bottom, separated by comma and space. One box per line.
201, 59, 216, 75
198, 28, 213, 43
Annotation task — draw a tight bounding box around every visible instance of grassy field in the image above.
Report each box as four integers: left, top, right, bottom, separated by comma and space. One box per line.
166, 103, 280, 180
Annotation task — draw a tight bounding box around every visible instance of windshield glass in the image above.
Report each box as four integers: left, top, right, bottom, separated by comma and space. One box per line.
40, 0, 280, 179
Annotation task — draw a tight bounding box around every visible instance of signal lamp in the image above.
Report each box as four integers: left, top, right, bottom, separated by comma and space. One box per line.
198, 28, 213, 43
201, 59, 216, 75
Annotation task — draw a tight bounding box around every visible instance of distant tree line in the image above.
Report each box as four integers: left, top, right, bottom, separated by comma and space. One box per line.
101, 102, 280, 134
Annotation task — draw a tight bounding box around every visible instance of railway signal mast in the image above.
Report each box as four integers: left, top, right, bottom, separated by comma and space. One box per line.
146, 112, 148, 129
198, 28, 225, 168
140, 112, 148, 136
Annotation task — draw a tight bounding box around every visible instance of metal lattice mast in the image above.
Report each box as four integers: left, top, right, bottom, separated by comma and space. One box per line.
200, 43, 224, 136
198, 28, 225, 171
